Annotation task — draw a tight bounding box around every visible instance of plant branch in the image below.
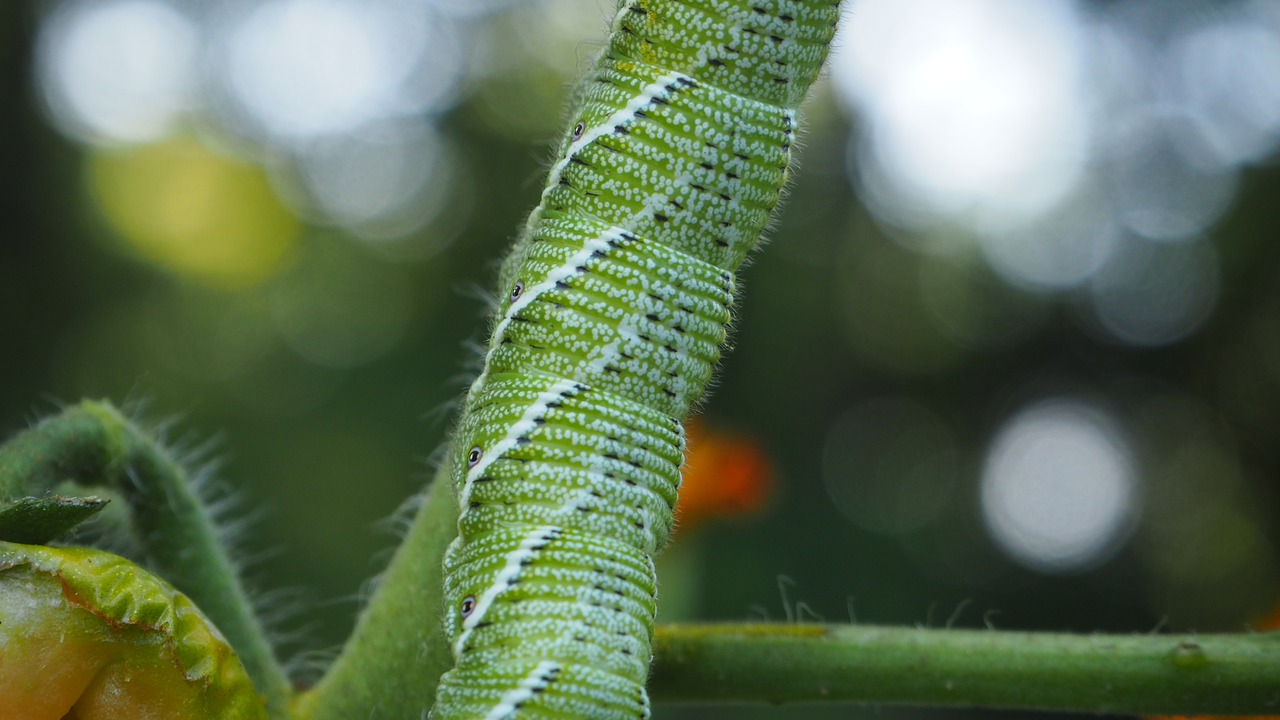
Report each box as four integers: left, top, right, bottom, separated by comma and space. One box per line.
0, 400, 291, 719
292, 462, 457, 720
649, 623, 1280, 715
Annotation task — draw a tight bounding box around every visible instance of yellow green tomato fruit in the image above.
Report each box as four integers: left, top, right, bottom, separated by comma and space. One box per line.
0, 541, 269, 720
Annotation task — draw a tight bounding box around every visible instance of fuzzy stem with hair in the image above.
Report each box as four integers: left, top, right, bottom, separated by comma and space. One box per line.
291, 463, 457, 720
0, 399, 292, 719
649, 623, 1280, 715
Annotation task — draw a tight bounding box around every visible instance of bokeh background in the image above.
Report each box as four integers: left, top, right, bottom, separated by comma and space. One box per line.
2, 0, 1279, 716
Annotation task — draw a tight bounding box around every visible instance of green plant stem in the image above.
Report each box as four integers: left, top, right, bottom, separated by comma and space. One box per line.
0, 400, 291, 719
293, 463, 457, 720
649, 623, 1280, 715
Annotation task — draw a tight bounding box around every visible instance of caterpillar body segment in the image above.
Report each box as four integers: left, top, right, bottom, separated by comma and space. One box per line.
434, 1, 842, 717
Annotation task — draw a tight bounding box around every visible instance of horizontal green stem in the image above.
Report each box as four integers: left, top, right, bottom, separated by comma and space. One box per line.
0, 400, 291, 719
650, 623, 1280, 715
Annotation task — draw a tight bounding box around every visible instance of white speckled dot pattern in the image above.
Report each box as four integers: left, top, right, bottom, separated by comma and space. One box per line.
433, 1, 842, 718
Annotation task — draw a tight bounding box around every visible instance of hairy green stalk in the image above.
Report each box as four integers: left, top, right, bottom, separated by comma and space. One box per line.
0, 400, 291, 718
650, 624, 1280, 715
293, 464, 457, 720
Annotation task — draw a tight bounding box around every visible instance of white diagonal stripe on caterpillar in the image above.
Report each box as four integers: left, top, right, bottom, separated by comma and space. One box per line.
455, 378, 580, 514
484, 661, 563, 720
468, 227, 630, 398
452, 525, 561, 657
538, 72, 695, 207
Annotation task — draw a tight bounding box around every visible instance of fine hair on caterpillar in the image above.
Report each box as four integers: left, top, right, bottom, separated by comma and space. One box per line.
432, 2, 843, 718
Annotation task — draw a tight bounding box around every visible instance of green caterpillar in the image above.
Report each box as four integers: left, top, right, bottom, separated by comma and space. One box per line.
433, 1, 842, 717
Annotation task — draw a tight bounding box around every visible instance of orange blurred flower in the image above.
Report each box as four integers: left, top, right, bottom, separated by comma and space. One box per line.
1255, 602, 1280, 633
674, 419, 774, 534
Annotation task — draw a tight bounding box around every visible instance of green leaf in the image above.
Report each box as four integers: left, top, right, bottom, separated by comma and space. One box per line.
0, 495, 108, 544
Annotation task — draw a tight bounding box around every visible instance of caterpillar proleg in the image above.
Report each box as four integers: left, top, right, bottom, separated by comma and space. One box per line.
433, 1, 842, 717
